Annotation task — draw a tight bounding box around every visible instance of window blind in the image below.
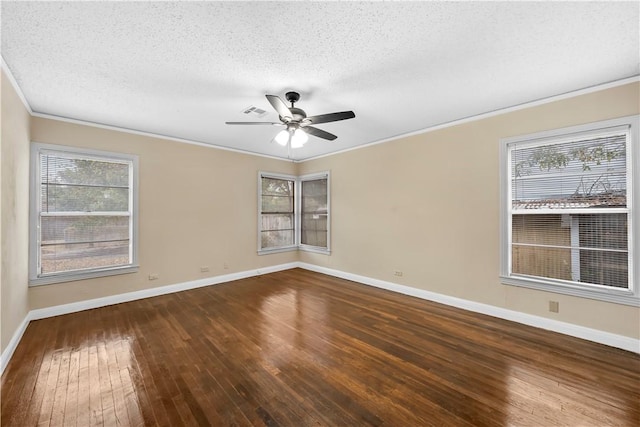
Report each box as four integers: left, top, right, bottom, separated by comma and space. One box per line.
39, 153, 132, 275
509, 129, 629, 289
511, 132, 627, 207
260, 176, 295, 249
301, 178, 328, 248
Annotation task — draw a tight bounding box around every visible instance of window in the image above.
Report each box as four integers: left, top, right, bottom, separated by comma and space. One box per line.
500, 116, 638, 306
258, 172, 330, 253
30, 143, 138, 285
300, 173, 330, 252
259, 175, 296, 251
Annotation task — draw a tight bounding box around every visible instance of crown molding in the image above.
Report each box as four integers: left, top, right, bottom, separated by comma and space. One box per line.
1, 56, 34, 114
2, 56, 292, 162
30, 111, 293, 162
297, 75, 640, 162
3, 56, 637, 164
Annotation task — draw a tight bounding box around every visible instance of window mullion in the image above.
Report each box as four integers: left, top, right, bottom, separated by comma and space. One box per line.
259, 171, 330, 253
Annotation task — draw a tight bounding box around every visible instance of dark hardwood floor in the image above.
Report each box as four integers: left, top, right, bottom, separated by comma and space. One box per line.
2, 268, 639, 426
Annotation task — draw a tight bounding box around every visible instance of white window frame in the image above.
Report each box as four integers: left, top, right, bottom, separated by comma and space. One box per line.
299, 172, 331, 254
29, 143, 139, 286
499, 115, 639, 306
257, 172, 298, 254
258, 171, 331, 255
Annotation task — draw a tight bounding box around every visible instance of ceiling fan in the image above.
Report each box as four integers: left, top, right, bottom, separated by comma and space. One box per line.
226, 91, 355, 148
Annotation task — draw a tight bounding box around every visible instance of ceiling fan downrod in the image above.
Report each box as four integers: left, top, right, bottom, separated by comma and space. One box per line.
285, 91, 300, 108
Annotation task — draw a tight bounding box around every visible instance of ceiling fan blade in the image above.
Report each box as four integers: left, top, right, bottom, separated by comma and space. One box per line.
304, 126, 337, 141
225, 122, 283, 125
306, 111, 355, 125
266, 95, 293, 119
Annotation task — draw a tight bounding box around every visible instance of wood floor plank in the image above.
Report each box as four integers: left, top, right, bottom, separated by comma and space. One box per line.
2, 269, 639, 426
87, 345, 104, 426
18, 344, 54, 426
1, 323, 47, 425
62, 348, 81, 426
49, 348, 71, 426
104, 339, 129, 426
75, 345, 91, 427
36, 349, 64, 426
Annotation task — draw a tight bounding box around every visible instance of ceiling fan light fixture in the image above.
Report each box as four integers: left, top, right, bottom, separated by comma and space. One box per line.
274, 129, 290, 146
291, 129, 308, 148
228, 91, 355, 149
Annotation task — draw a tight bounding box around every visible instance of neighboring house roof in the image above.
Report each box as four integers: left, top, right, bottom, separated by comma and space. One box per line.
513, 194, 626, 210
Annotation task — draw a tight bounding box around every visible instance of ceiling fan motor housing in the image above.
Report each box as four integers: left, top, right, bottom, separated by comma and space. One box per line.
288, 107, 307, 121
284, 92, 306, 121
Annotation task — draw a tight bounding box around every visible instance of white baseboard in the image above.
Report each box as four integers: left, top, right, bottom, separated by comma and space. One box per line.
1, 313, 31, 374
30, 262, 298, 321
1, 262, 298, 374
297, 263, 640, 354
2, 261, 637, 375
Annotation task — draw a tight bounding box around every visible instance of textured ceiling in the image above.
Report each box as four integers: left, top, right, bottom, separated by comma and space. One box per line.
2, 1, 639, 161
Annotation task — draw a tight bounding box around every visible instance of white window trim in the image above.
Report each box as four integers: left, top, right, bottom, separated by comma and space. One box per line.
299, 171, 331, 254
499, 115, 639, 306
257, 172, 298, 254
258, 171, 331, 255
29, 142, 139, 286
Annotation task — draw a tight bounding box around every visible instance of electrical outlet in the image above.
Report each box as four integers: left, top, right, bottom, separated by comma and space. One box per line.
394, 271, 403, 277
223, 262, 229, 270
148, 273, 159, 280
200, 266, 210, 273
549, 301, 559, 313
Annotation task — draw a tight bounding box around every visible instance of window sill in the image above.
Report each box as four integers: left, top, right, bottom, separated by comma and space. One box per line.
299, 245, 331, 255
501, 274, 639, 307
29, 265, 139, 287
258, 246, 331, 256
257, 246, 298, 256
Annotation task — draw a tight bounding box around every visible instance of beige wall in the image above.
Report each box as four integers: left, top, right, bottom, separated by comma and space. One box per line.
1, 70, 31, 353
28, 118, 298, 310
299, 82, 640, 339
1, 68, 638, 357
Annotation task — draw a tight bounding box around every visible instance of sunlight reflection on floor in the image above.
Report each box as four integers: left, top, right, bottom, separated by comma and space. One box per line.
259, 289, 329, 371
